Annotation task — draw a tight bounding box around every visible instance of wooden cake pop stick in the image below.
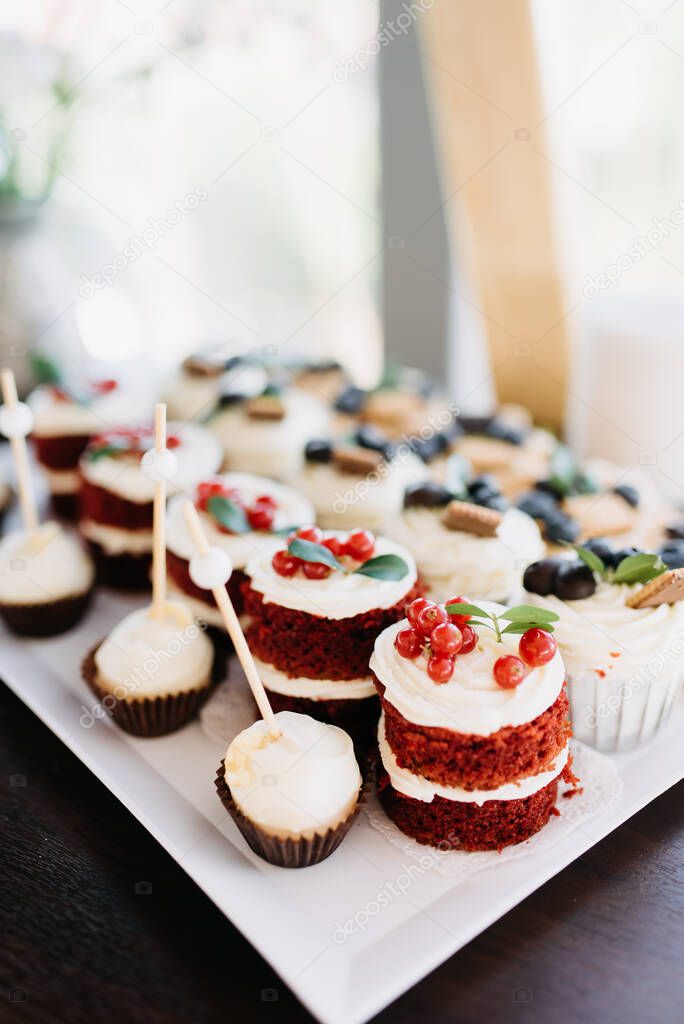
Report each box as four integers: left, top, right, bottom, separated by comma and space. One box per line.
182, 500, 281, 738
0, 369, 38, 534
152, 404, 167, 621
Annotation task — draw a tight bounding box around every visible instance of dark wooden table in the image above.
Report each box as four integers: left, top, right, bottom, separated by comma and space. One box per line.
1, 681, 682, 1024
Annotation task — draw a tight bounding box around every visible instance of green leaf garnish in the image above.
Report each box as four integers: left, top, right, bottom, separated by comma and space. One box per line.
569, 543, 606, 575
502, 621, 555, 635
288, 538, 343, 570
87, 442, 129, 461
499, 605, 559, 623
444, 454, 470, 499
613, 553, 666, 585
30, 352, 62, 385
445, 601, 490, 619
548, 444, 577, 497
353, 554, 409, 580
207, 496, 249, 535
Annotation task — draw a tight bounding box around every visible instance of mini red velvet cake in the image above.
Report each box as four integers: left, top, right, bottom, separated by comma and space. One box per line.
243, 526, 420, 748
29, 377, 137, 519
165, 472, 314, 627
370, 597, 576, 851
78, 423, 222, 589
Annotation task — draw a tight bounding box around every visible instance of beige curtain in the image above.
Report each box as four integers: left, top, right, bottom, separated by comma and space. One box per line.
420, 0, 569, 429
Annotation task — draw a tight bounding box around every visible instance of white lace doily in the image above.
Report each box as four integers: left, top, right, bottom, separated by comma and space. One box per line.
365, 741, 622, 879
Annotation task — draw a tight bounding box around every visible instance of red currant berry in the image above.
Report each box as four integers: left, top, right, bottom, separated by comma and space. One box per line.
255, 494, 277, 509
166, 435, 180, 449
272, 550, 299, 577
302, 561, 331, 580
247, 504, 275, 531
297, 526, 323, 544
518, 628, 557, 667
394, 627, 423, 659
95, 378, 118, 394
493, 655, 527, 689
445, 595, 471, 626
322, 536, 345, 558
344, 529, 376, 561
427, 654, 455, 684
416, 603, 449, 637
459, 624, 478, 654
406, 597, 433, 628
430, 622, 463, 656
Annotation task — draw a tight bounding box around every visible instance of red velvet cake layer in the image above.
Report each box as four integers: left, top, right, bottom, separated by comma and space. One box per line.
376, 677, 571, 791
377, 767, 560, 851
33, 433, 91, 470
80, 478, 153, 529
243, 582, 422, 681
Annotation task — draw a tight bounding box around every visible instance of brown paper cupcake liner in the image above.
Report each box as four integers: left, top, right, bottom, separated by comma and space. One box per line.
215, 759, 364, 868
82, 636, 225, 737
0, 585, 94, 638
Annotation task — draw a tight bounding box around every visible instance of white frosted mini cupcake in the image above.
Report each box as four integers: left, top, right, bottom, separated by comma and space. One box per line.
523, 543, 684, 750
0, 521, 95, 635
165, 472, 314, 627
163, 348, 267, 422
297, 426, 429, 531
216, 711, 362, 867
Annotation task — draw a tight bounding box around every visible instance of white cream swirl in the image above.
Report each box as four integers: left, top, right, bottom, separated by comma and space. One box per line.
245, 534, 417, 620
166, 473, 314, 569
370, 605, 565, 735
378, 715, 569, 804
297, 452, 429, 531
29, 384, 138, 438
80, 422, 222, 503
0, 522, 94, 605
385, 506, 544, 602
94, 602, 214, 698
209, 392, 329, 481
526, 581, 684, 678
225, 711, 361, 837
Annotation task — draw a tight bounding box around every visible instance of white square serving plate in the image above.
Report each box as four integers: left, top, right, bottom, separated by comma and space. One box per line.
1, 589, 682, 1024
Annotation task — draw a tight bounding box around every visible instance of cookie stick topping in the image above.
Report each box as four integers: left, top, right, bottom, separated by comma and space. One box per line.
183, 500, 281, 738
141, 404, 178, 621
0, 368, 38, 533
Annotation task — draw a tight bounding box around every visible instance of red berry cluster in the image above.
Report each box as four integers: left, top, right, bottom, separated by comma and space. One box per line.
493, 628, 557, 688
395, 599, 558, 687
272, 526, 376, 580
196, 481, 278, 532
91, 378, 118, 395
395, 596, 479, 683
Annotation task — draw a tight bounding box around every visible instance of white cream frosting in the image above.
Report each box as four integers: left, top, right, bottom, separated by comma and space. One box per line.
386, 506, 544, 602
225, 710, 361, 838
209, 392, 329, 481
297, 451, 429, 531
0, 521, 94, 605
29, 384, 137, 438
79, 520, 153, 555
254, 656, 376, 701
378, 715, 569, 805
370, 606, 565, 735
80, 422, 222, 504
94, 602, 214, 699
165, 473, 314, 569
526, 581, 684, 678
245, 533, 417, 620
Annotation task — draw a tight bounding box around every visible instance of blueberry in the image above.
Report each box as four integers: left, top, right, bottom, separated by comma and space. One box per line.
334, 386, 367, 414
355, 424, 396, 460
658, 540, 684, 569
544, 511, 580, 544
517, 489, 559, 520
582, 538, 617, 567
305, 439, 334, 464
523, 558, 564, 596
553, 561, 596, 600
410, 433, 448, 463
469, 474, 499, 495
217, 391, 245, 407
612, 546, 641, 568
613, 483, 640, 508
485, 419, 525, 445
666, 522, 684, 540
457, 415, 492, 435
403, 482, 452, 509
475, 492, 508, 512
